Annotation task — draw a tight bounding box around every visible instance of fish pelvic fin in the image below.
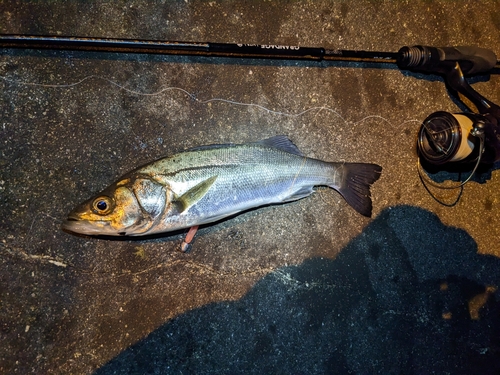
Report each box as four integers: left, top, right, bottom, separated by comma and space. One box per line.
334, 163, 382, 217
175, 175, 218, 213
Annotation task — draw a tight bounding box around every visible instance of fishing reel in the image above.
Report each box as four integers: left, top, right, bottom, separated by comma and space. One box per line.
397, 45, 500, 201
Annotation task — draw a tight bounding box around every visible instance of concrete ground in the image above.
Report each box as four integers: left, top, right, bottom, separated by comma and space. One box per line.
1, 1, 500, 374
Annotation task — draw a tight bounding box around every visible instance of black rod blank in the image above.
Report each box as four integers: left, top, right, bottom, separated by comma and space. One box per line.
2, 35, 500, 72
0, 34, 398, 63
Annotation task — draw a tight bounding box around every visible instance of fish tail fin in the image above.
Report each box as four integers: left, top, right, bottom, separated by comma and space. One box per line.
332, 163, 382, 217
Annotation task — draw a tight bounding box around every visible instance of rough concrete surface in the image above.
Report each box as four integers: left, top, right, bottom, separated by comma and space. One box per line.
1, 1, 500, 374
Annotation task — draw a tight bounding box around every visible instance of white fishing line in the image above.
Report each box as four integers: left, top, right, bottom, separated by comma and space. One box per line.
0, 74, 418, 129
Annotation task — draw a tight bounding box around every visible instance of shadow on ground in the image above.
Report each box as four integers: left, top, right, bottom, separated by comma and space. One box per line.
94, 205, 500, 375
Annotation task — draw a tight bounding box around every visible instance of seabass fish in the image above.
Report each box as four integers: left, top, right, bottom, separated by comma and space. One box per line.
62, 136, 382, 237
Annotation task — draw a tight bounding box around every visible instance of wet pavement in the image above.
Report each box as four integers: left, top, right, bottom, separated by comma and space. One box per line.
1, 1, 500, 374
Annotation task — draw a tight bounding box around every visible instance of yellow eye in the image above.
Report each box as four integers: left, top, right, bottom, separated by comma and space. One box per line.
92, 196, 114, 215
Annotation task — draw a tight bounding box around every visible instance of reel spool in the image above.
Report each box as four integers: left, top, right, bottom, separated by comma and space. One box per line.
418, 111, 481, 165
416, 111, 486, 206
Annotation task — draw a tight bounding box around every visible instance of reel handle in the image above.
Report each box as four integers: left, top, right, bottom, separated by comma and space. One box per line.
397, 45, 497, 75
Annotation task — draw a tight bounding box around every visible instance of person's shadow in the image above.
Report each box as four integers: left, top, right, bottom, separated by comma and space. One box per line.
95, 205, 500, 375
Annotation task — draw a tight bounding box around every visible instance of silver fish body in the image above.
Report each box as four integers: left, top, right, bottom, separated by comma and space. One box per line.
62, 136, 382, 236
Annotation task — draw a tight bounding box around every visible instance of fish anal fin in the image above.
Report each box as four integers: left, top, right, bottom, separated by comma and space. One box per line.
281, 186, 314, 202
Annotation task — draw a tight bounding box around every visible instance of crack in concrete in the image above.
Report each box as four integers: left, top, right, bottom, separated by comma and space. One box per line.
1, 243, 68, 268
0, 243, 275, 279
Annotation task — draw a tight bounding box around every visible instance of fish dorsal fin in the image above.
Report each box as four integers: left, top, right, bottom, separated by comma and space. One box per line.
256, 135, 303, 156
186, 143, 235, 152
175, 175, 218, 213
185, 136, 303, 156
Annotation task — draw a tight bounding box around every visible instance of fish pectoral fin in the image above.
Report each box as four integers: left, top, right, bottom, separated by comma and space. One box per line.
175, 175, 218, 213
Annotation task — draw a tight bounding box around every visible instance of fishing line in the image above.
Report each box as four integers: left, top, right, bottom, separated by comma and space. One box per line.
0, 74, 418, 130
0, 73, 343, 117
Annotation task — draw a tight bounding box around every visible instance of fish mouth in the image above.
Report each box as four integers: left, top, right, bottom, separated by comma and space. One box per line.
61, 216, 81, 230
61, 217, 86, 233
61, 212, 81, 230
61, 216, 112, 236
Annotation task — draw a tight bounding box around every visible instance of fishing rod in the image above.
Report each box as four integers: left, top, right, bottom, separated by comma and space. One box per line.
1, 34, 499, 72
2, 34, 500, 202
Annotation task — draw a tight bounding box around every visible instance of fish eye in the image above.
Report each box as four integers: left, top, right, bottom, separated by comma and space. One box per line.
92, 196, 113, 215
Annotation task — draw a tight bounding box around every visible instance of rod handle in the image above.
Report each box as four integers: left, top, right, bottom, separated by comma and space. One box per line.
397, 45, 497, 75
